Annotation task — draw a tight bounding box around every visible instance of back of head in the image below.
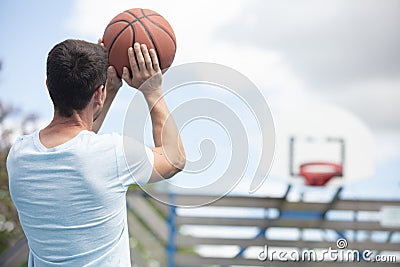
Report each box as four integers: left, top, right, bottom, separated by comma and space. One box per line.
46, 39, 108, 117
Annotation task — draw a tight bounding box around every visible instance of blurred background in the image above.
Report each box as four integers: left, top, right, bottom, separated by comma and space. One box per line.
0, 0, 399, 266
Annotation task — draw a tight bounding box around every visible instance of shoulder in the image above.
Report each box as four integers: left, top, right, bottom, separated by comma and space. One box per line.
8, 131, 36, 153
15, 131, 36, 143
91, 132, 146, 149
6, 131, 36, 167
81, 131, 122, 146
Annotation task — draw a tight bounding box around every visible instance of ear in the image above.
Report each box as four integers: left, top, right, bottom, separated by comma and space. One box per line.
46, 79, 49, 91
93, 85, 105, 105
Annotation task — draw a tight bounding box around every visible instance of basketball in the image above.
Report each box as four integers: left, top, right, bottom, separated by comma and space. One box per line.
103, 8, 176, 77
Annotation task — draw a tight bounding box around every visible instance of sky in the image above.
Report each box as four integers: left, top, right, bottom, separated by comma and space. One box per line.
0, 0, 399, 200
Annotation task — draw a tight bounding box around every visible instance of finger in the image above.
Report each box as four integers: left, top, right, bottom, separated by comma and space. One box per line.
133, 42, 146, 71
141, 44, 152, 70
106, 66, 122, 88
105, 66, 113, 85
107, 66, 117, 77
98, 38, 105, 48
149, 49, 161, 72
121, 67, 131, 83
128, 47, 139, 73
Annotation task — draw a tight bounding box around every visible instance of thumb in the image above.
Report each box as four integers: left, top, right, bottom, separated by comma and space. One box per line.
107, 66, 116, 76
121, 67, 131, 82
107, 66, 121, 83
106, 66, 122, 89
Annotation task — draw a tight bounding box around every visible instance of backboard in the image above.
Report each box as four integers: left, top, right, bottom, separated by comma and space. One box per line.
270, 102, 374, 187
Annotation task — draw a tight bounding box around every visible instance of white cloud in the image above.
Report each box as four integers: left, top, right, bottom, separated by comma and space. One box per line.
67, 0, 400, 188
66, 0, 247, 44
320, 79, 400, 131
66, 0, 313, 109
374, 132, 400, 163
216, 0, 400, 132
217, 0, 400, 86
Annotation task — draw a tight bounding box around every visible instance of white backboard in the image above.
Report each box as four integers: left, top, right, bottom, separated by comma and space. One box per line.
270, 102, 374, 187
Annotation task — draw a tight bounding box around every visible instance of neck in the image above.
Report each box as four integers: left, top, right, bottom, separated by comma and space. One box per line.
47, 109, 94, 133
38, 108, 96, 149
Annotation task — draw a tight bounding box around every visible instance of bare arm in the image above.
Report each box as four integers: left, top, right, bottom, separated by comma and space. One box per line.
92, 39, 122, 133
122, 43, 186, 182
143, 89, 186, 181
92, 66, 122, 133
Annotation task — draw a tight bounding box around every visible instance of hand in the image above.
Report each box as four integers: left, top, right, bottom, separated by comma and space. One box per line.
122, 43, 162, 95
105, 66, 122, 96
98, 38, 122, 96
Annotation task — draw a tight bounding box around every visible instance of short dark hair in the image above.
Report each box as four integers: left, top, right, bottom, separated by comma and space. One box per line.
46, 39, 108, 117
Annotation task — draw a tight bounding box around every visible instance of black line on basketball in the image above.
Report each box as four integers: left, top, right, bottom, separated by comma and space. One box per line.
108, 21, 131, 57
141, 12, 162, 17
105, 19, 131, 30
141, 9, 176, 48
106, 13, 160, 32
126, 11, 161, 67
123, 11, 160, 21
128, 22, 138, 74
129, 22, 136, 48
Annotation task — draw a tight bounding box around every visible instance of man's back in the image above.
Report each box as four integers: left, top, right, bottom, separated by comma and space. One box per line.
7, 130, 153, 266
6, 39, 185, 266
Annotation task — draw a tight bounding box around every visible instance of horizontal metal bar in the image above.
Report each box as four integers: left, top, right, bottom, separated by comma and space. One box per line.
176, 216, 399, 231
175, 253, 399, 267
131, 192, 400, 212
176, 235, 400, 251
127, 194, 169, 243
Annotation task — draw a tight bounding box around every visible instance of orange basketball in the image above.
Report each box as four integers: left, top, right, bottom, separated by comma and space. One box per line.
103, 8, 176, 77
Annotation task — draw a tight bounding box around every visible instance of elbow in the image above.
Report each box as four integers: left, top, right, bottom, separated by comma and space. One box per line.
171, 145, 186, 174
175, 154, 186, 172
171, 154, 186, 174
166, 154, 186, 179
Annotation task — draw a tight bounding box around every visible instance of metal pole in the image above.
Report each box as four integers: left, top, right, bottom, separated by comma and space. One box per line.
167, 193, 176, 267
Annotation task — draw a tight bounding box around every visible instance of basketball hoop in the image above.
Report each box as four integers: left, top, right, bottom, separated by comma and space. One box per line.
299, 162, 343, 186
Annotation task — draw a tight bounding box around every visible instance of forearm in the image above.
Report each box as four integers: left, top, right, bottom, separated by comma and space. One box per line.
121, 43, 185, 180
92, 91, 117, 133
144, 89, 185, 169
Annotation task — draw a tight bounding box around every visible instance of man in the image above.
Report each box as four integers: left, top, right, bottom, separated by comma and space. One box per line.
7, 39, 186, 266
